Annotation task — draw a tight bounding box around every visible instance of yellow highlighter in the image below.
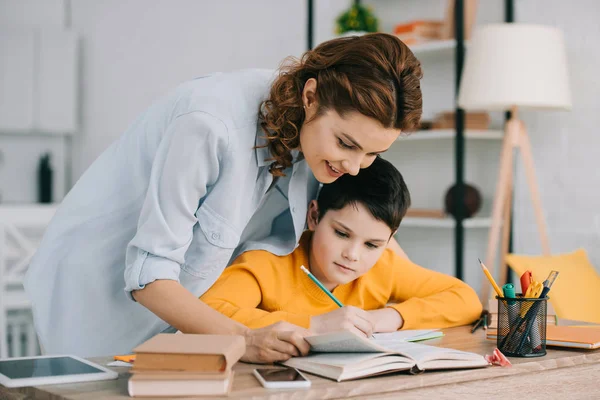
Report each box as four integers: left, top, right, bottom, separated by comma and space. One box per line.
478, 258, 503, 297
520, 281, 544, 317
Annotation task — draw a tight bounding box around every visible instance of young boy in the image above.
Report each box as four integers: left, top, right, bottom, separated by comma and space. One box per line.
201, 157, 482, 336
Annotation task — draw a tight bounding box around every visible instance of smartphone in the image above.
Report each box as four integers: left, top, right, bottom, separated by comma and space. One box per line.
253, 367, 311, 389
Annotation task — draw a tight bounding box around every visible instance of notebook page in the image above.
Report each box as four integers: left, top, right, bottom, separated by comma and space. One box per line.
373, 329, 443, 343
288, 352, 410, 367
372, 340, 484, 364
306, 331, 388, 353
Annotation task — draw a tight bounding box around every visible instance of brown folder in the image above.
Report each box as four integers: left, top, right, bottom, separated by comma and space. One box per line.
545, 326, 600, 349
131, 334, 245, 372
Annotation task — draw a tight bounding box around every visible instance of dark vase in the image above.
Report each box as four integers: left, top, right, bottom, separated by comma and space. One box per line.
444, 183, 482, 218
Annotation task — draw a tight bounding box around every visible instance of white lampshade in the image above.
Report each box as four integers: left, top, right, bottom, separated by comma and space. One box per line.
458, 23, 572, 111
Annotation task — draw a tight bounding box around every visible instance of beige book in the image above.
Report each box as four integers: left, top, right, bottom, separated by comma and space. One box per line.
131, 334, 245, 373
128, 371, 234, 397
283, 331, 489, 382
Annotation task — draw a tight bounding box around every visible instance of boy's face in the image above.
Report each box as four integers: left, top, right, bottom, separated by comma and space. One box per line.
307, 200, 393, 290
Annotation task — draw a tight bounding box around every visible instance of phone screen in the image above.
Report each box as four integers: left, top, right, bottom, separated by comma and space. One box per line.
255, 368, 308, 382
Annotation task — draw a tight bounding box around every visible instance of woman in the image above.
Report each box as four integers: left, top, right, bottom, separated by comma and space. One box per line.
24, 33, 423, 362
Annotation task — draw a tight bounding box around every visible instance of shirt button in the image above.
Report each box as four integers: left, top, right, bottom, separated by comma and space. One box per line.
292, 207, 297, 213
211, 232, 220, 240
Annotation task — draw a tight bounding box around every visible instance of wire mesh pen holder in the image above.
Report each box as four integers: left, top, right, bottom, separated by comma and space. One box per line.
496, 295, 548, 357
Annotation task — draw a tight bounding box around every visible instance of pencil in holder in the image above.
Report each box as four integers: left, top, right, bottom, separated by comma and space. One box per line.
496, 295, 548, 357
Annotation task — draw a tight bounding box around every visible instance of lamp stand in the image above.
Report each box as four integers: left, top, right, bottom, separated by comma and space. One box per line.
481, 106, 551, 302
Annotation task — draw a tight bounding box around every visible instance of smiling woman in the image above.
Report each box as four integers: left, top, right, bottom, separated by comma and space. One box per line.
261, 34, 423, 183
24, 33, 423, 364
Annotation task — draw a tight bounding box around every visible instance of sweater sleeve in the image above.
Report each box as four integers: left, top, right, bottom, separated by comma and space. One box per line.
384, 251, 482, 329
200, 261, 310, 329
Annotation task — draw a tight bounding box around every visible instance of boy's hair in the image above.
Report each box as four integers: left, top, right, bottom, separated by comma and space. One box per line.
316, 157, 411, 232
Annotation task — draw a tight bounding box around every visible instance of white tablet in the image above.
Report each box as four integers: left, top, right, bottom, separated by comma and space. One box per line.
0, 355, 118, 388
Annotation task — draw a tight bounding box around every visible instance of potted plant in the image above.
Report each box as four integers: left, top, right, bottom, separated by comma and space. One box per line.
336, 3, 379, 37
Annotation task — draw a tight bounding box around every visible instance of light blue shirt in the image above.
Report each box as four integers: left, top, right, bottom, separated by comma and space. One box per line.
24, 69, 320, 357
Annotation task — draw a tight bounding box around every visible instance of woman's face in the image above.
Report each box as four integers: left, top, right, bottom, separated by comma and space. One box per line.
299, 79, 401, 184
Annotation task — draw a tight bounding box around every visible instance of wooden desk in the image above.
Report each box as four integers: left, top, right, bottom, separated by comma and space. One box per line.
3, 326, 600, 399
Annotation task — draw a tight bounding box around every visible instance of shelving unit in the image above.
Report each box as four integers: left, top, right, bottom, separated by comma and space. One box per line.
306, 1, 512, 285
409, 39, 459, 56
0, 29, 77, 204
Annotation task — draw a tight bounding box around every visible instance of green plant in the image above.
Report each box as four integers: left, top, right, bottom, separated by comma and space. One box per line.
336, 3, 378, 35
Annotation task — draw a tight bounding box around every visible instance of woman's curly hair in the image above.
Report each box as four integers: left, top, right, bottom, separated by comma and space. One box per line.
259, 33, 423, 176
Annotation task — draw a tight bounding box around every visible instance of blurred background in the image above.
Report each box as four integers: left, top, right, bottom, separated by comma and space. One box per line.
1, 0, 599, 358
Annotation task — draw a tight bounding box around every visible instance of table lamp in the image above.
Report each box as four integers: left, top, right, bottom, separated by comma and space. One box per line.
458, 23, 572, 301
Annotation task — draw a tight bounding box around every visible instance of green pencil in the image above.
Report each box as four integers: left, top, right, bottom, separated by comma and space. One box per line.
300, 265, 344, 307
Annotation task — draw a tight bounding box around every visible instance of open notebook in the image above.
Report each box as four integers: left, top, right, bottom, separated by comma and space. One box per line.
282, 330, 489, 382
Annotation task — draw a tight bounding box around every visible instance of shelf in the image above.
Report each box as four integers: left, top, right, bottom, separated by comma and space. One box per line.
408, 39, 464, 56
401, 216, 493, 228
398, 129, 503, 141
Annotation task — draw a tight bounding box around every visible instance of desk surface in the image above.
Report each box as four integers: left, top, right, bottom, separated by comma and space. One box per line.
3, 326, 600, 399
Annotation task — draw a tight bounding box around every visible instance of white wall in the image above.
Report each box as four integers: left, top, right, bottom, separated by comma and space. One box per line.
514, 0, 600, 267
69, 0, 307, 180
0, 0, 308, 201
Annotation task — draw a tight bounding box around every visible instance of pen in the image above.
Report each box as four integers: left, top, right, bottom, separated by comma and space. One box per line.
502, 283, 518, 326
300, 265, 344, 307
478, 258, 503, 297
470, 317, 483, 333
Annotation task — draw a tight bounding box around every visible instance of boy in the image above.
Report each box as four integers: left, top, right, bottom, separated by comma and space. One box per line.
201, 157, 482, 335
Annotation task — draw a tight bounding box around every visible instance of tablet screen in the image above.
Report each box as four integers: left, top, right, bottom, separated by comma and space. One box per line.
0, 356, 104, 379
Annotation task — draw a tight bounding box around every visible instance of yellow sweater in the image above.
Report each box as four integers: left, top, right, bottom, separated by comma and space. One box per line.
201, 233, 482, 330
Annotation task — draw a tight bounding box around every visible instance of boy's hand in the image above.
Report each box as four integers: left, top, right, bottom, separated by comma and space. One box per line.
366, 308, 404, 333
310, 306, 374, 337
241, 321, 310, 364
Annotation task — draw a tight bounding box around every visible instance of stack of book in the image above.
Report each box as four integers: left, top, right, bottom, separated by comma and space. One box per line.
432, 111, 491, 130
128, 334, 245, 397
393, 20, 444, 45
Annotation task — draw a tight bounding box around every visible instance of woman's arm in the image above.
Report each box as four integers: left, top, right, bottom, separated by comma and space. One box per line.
134, 280, 310, 363
133, 280, 248, 335
126, 113, 309, 363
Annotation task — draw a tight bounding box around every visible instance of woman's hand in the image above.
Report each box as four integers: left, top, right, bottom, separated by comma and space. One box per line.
366, 308, 404, 333
310, 306, 374, 337
242, 321, 311, 364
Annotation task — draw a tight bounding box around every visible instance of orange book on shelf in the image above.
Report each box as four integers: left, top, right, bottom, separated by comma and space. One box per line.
405, 208, 446, 219
394, 20, 442, 36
